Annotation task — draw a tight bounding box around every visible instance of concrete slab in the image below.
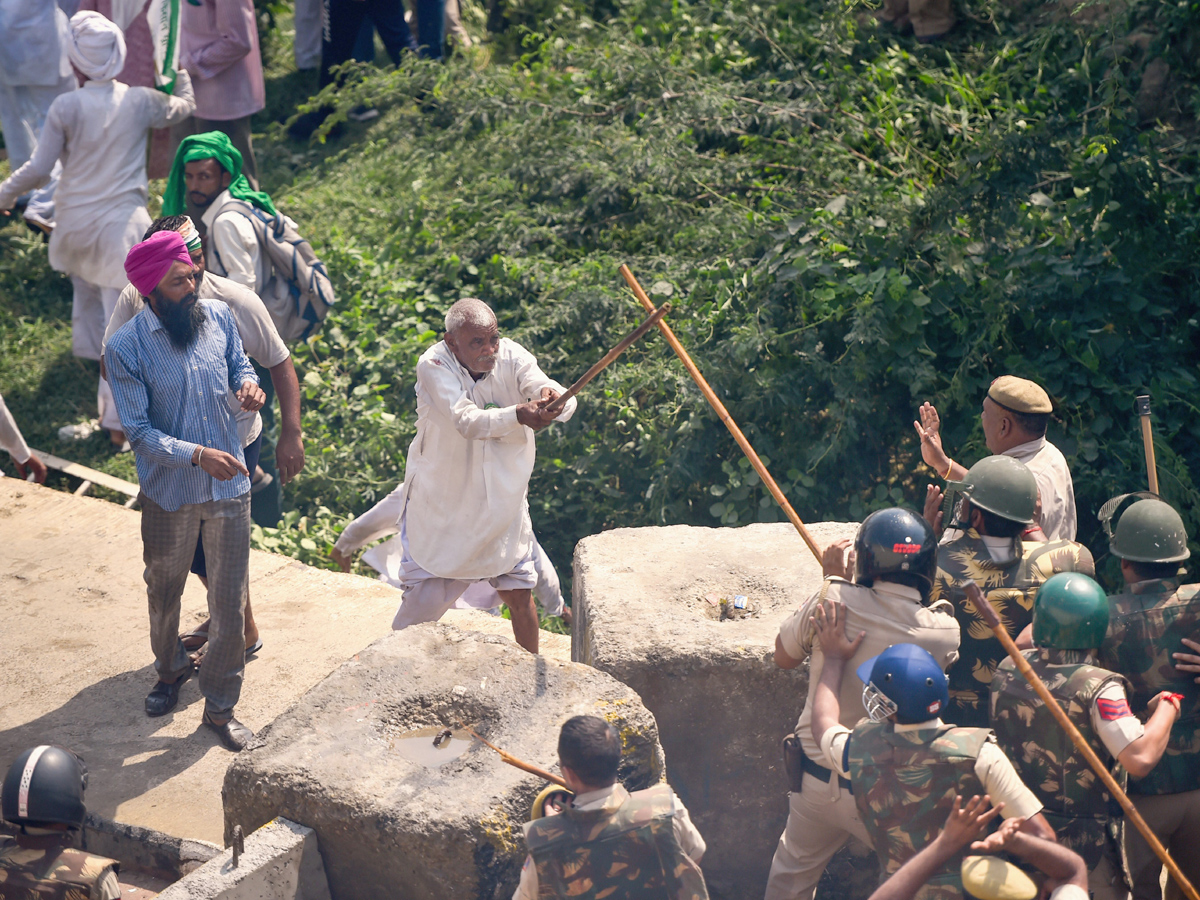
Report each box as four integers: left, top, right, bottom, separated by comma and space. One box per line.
0, 480, 569, 847
224, 624, 666, 900
572, 521, 860, 900
157, 818, 331, 900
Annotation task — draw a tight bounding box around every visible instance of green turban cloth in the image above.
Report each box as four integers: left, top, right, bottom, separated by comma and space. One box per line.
162, 131, 277, 217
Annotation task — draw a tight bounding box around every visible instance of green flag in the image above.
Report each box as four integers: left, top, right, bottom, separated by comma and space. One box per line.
145, 0, 181, 94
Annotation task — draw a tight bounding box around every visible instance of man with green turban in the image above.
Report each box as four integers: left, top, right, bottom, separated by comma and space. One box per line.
163, 131, 276, 297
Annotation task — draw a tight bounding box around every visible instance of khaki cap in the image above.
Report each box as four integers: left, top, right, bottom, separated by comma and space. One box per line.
987, 376, 1052, 415
961, 856, 1038, 900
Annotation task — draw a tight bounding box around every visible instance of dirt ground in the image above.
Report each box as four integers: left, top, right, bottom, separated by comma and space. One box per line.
0, 479, 568, 845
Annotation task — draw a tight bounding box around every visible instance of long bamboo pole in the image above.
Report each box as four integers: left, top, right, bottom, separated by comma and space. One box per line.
618, 264, 822, 562
961, 580, 1198, 900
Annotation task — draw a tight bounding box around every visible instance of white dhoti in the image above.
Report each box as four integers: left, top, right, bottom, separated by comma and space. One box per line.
334, 481, 567, 618
390, 513, 538, 630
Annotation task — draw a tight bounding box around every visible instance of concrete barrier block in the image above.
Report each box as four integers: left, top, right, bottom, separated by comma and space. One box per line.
223, 624, 665, 900
156, 817, 331, 900
572, 521, 859, 900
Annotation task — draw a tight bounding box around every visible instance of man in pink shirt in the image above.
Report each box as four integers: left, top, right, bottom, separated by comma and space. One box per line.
171, 0, 265, 188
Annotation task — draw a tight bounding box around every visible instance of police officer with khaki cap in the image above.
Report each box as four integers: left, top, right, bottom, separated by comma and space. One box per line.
915, 376, 1077, 541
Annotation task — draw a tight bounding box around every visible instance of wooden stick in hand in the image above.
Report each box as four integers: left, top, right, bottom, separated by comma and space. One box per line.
542, 303, 671, 416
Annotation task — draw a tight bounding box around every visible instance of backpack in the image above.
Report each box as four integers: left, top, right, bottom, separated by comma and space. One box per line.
210, 199, 336, 344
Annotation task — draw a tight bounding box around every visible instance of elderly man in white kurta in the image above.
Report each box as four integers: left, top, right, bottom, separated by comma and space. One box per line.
393, 298, 576, 654
0, 11, 194, 445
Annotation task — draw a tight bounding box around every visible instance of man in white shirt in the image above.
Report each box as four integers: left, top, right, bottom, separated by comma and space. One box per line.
914, 376, 1076, 541
0, 12, 195, 449
513, 715, 708, 900
391, 298, 574, 653
329, 479, 571, 621
161, 131, 276, 296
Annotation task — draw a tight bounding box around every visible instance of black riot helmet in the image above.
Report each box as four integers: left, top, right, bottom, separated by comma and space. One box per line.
854, 508, 939, 599
2, 746, 88, 830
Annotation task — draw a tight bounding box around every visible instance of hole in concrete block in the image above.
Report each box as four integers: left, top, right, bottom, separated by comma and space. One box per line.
389, 726, 474, 768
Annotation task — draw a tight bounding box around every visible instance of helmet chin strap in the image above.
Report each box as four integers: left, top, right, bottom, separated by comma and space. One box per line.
862, 683, 898, 723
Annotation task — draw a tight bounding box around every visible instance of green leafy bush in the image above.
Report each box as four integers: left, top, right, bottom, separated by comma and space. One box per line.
3, 0, 1198, 605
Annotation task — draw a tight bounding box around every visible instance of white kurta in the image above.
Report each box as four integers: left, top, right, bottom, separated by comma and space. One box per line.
1002, 436, 1076, 541
400, 337, 576, 580
0, 70, 194, 289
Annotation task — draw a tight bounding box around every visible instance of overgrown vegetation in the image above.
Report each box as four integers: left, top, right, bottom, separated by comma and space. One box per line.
2, 0, 1198, 604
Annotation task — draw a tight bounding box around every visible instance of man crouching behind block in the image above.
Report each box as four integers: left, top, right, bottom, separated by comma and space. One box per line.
514, 715, 709, 900
391, 298, 575, 653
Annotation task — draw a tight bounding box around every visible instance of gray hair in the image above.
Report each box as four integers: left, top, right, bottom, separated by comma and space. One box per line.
445, 298, 497, 334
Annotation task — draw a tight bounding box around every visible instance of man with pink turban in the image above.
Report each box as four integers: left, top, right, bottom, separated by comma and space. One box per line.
106, 230, 265, 752
0, 10, 194, 450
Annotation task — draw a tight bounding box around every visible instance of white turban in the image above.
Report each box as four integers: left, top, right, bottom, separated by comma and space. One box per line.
67, 10, 127, 83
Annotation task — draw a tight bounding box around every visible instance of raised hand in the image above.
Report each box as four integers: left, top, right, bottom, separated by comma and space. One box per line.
937, 795, 1002, 852
822, 538, 853, 579
914, 402, 950, 473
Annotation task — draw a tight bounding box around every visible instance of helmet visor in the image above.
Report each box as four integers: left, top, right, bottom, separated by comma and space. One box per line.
862, 681, 898, 722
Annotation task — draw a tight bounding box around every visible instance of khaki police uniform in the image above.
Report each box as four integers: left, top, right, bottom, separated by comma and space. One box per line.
764, 578, 961, 900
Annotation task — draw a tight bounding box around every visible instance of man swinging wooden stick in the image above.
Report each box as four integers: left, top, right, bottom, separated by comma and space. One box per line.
388, 297, 666, 654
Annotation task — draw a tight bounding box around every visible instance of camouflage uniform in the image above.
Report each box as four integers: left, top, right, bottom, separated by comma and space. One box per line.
0, 835, 120, 900
930, 531, 1094, 726
990, 649, 1128, 893
845, 720, 992, 900
523, 784, 709, 900
1099, 579, 1200, 900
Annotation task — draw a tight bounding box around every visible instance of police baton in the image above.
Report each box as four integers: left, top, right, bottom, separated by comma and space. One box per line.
619, 264, 823, 563
1135, 395, 1159, 495
961, 580, 1198, 900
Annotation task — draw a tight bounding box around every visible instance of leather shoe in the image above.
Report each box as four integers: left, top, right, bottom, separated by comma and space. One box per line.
145, 667, 193, 717
202, 712, 254, 752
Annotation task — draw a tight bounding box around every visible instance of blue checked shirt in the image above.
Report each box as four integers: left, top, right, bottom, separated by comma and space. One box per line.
107, 299, 258, 511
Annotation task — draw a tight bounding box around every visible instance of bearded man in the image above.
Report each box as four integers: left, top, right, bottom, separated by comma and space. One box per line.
105, 230, 265, 752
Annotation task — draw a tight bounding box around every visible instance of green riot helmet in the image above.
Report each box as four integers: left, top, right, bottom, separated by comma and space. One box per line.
1032, 572, 1109, 650
947, 456, 1037, 525
1106, 497, 1191, 563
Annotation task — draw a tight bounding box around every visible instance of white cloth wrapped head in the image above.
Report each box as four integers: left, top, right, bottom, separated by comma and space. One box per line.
67, 10, 127, 83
